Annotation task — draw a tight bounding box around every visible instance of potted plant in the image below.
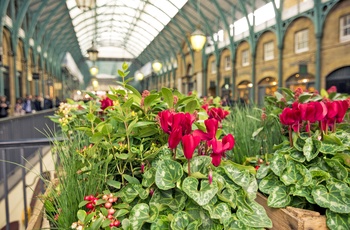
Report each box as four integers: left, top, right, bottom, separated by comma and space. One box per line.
46, 63, 272, 229
255, 86, 350, 230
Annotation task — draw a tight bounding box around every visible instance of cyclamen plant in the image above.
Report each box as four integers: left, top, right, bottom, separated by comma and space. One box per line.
257, 86, 350, 230
47, 63, 272, 230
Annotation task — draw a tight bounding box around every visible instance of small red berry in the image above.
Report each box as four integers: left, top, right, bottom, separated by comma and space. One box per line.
105, 202, 112, 209
108, 208, 115, 215
108, 198, 114, 203
255, 165, 260, 171
114, 220, 121, 227
86, 203, 94, 209
107, 214, 114, 220
102, 195, 108, 200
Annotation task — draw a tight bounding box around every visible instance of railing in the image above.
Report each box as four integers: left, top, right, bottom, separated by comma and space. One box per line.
0, 110, 61, 230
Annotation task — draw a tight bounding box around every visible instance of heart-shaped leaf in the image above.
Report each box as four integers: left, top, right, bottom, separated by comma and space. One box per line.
183, 156, 211, 176
270, 152, 287, 176
155, 159, 183, 190
236, 200, 272, 228
326, 209, 350, 230
182, 177, 218, 206
129, 203, 150, 230
170, 211, 190, 230
204, 202, 231, 223
267, 186, 291, 208
312, 181, 350, 214
280, 160, 312, 186
142, 167, 156, 187
155, 188, 187, 211
217, 187, 237, 209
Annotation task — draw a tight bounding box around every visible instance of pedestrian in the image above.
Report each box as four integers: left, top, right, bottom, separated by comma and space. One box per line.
43, 95, 53, 109
0, 95, 9, 118
23, 94, 35, 113
14, 97, 24, 116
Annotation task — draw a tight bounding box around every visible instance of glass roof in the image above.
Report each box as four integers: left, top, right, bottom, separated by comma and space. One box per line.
66, 0, 188, 59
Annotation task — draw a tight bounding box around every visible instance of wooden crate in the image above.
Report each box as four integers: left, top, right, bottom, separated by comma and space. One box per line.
256, 192, 328, 230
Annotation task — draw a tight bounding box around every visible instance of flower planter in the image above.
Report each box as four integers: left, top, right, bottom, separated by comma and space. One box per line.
255, 192, 328, 230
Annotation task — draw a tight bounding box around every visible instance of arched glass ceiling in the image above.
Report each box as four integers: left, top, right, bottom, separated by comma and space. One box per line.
66, 0, 188, 59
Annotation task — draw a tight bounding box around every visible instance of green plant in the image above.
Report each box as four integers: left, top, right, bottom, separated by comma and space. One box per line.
222, 104, 283, 165
256, 87, 350, 230
46, 63, 272, 229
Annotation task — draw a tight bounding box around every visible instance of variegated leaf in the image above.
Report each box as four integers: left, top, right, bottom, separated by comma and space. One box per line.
204, 202, 231, 223
326, 209, 350, 230
155, 188, 187, 211
217, 187, 237, 209
289, 149, 305, 163
324, 158, 348, 180
182, 177, 218, 206
170, 211, 190, 230
256, 164, 270, 179
142, 167, 156, 187
267, 186, 291, 208
183, 156, 211, 176
312, 182, 350, 214
236, 200, 273, 228
129, 203, 150, 230
270, 153, 286, 176
155, 159, 183, 190
258, 173, 284, 194
280, 160, 312, 186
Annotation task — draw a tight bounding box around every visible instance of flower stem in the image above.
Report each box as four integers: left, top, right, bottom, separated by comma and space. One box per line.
188, 160, 191, 176
289, 126, 293, 147
173, 148, 177, 160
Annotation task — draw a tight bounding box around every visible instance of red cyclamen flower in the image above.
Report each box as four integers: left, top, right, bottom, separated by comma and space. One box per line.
182, 134, 201, 160
100, 97, 113, 110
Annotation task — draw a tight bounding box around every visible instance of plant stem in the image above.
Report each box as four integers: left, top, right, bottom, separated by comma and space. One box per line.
289, 126, 293, 147
188, 160, 191, 176
173, 148, 177, 160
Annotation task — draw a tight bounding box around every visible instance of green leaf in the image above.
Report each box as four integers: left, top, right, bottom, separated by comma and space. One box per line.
256, 164, 270, 179
124, 84, 142, 99
289, 149, 305, 163
217, 187, 237, 209
170, 211, 190, 230
270, 153, 286, 176
129, 203, 150, 230
184, 100, 198, 113
115, 209, 129, 218
90, 216, 103, 230
280, 160, 312, 186
90, 132, 103, 143
303, 137, 318, 161
118, 184, 139, 203
326, 209, 350, 230
236, 200, 273, 228
312, 181, 350, 213
258, 173, 285, 195
124, 174, 140, 184
267, 186, 291, 208
132, 184, 149, 199
86, 113, 96, 122
298, 93, 313, 103
290, 184, 315, 204
324, 158, 348, 180
142, 167, 156, 187
152, 188, 187, 211
204, 202, 231, 223
144, 94, 160, 110
116, 153, 129, 160
161, 88, 174, 108
182, 177, 218, 206
155, 159, 183, 190
107, 179, 121, 189
78, 200, 89, 208
183, 156, 211, 176
252, 127, 264, 138
77, 210, 86, 223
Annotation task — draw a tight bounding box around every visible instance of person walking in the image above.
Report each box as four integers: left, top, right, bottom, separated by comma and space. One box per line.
0, 95, 9, 118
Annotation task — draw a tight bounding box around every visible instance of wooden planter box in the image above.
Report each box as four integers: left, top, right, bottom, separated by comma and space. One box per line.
256, 193, 328, 230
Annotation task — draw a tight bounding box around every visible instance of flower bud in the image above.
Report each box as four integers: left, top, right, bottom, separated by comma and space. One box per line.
208, 169, 213, 185
149, 188, 154, 196
141, 162, 145, 173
